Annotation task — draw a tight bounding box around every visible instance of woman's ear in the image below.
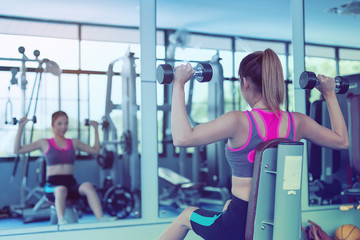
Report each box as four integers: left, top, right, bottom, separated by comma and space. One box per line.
242, 77, 250, 90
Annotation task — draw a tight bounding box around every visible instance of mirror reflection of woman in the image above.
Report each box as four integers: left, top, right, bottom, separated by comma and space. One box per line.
14, 111, 106, 225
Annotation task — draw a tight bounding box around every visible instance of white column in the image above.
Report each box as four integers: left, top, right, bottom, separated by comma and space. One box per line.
140, 0, 159, 220
291, 0, 306, 114
291, 0, 310, 216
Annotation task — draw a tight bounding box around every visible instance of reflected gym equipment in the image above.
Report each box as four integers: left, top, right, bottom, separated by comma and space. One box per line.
84, 119, 110, 129
103, 185, 135, 219
97, 150, 115, 170
6, 116, 37, 125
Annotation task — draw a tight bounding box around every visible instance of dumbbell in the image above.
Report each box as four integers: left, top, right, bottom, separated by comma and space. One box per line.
156, 63, 213, 84
299, 71, 349, 94
6, 116, 37, 125
84, 119, 109, 128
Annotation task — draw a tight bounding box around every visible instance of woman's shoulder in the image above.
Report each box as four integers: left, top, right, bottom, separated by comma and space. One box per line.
69, 138, 80, 148
289, 111, 307, 119
226, 110, 250, 115
224, 110, 249, 120
38, 138, 49, 144
68, 138, 78, 144
223, 111, 250, 128
288, 111, 314, 129
36, 139, 50, 152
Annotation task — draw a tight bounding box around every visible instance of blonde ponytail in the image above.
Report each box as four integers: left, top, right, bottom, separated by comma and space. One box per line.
262, 48, 284, 117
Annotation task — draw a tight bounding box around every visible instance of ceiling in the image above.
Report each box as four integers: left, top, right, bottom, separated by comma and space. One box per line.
0, 0, 359, 48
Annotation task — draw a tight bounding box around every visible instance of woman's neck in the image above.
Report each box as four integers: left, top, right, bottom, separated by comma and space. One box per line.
251, 99, 268, 111
54, 135, 66, 141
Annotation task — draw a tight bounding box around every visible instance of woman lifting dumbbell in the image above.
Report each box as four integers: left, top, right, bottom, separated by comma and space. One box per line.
14, 111, 109, 225
159, 48, 349, 240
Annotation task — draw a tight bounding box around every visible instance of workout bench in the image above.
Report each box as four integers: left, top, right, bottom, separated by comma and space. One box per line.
245, 138, 304, 240
158, 167, 205, 207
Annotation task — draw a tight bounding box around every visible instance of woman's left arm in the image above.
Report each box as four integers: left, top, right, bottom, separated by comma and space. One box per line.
73, 121, 100, 155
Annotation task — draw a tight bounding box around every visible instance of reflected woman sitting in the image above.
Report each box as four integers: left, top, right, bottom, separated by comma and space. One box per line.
14, 111, 109, 224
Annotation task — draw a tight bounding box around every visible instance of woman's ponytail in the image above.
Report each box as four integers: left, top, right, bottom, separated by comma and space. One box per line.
262, 48, 284, 116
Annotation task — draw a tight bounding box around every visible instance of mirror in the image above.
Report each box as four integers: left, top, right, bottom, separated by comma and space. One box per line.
0, 5, 142, 229
304, 0, 360, 206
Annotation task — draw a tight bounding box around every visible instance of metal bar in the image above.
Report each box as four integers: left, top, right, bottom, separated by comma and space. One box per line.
0, 57, 39, 62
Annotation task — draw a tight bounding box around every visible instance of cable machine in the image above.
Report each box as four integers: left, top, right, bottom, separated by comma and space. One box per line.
2, 46, 61, 222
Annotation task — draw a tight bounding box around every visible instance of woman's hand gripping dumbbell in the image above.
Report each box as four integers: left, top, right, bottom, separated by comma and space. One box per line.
8, 116, 37, 125
84, 119, 108, 129
299, 71, 350, 94
156, 62, 213, 84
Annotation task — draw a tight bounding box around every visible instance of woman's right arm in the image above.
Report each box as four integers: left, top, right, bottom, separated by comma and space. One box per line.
14, 117, 47, 154
171, 64, 244, 147
295, 74, 349, 149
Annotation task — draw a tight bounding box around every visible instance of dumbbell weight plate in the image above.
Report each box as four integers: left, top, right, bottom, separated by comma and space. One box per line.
195, 63, 213, 83
84, 119, 90, 126
97, 150, 115, 169
120, 130, 132, 156
299, 71, 318, 90
334, 76, 349, 94
156, 64, 174, 84
103, 185, 135, 219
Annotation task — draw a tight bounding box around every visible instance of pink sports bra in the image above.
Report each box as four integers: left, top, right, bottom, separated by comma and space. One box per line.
44, 138, 76, 166
225, 109, 296, 177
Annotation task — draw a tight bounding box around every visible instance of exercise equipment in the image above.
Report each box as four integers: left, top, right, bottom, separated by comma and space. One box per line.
96, 50, 140, 220
6, 116, 37, 125
309, 179, 342, 199
245, 139, 304, 240
4, 46, 63, 223
103, 185, 135, 219
97, 150, 115, 169
307, 98, 350, 206
98, 130, 132, 158
156, 63, 213, 84
50, 204, 78, 225
84, 119, 109, 128
334, 224, 360, 240
79, 176, 135, 219
299, 71, 350, 94
5, 87, 14, 125
158, 167, 206, 208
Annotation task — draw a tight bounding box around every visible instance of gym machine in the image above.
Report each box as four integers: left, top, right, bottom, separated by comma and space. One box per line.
93, 49, 139, 219
300, 72, 360, 206
245, 139, 304, 240
339, 74, 360, 212
2, 46, 62, 223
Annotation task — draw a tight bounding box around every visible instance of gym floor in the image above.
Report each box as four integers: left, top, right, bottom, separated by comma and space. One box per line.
0, 203, 223, 231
